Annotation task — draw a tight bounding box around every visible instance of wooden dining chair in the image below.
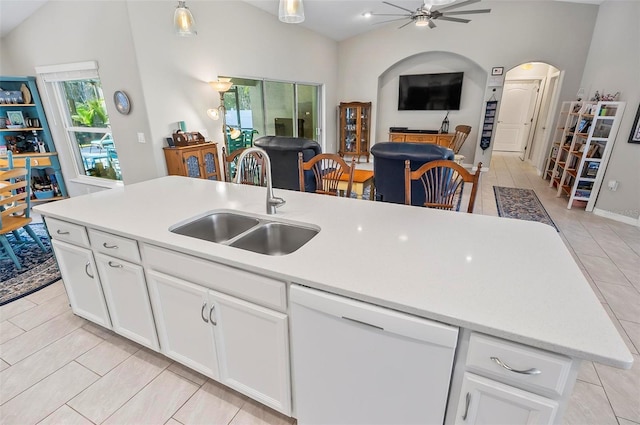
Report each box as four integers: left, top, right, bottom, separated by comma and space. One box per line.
404, 160, 482, 213
1, 155, 47, 269
298, 153, 356, 197
449, 125, 472, 154
222, 146, 267, 186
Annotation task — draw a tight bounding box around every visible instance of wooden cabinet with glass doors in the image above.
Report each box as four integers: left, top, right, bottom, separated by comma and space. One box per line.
338, 102, 371, 163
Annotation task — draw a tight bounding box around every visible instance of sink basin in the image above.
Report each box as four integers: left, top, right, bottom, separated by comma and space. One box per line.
230, 222, 319, 256
170, 212, 260, 243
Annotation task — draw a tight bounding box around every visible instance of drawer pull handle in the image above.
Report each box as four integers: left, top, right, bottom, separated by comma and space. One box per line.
462, 392, 471, 420
490, 357, 541, 375
201, 302, 209, 323
341, 316, 384, 331
56, 229, 70, 235
103, 242, 118, 249
108, 261, 123, 268
85, 262, 94, 279
209, 305, 217, 326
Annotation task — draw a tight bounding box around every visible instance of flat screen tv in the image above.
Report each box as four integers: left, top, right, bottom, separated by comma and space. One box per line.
398, 72, 463, 111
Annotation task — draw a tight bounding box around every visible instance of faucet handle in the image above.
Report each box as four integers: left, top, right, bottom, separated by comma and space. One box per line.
271, 196, 286, 208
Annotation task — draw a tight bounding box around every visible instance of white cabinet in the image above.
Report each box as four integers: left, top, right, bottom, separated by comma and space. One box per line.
455, 373, 558, 425
211, 290, 290, 414
51, 239, 111, 328
94, 253, 159, 350
146, 270, 219, 379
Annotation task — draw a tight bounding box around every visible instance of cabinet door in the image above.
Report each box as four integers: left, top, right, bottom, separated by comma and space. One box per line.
455, 373, 558, 425
201, 146, 220, 180
94, 253, 159, 350
146, 270, 219, 379
182, 152, 203, 178
209, 289, 291, 415
51, 239, 111, 328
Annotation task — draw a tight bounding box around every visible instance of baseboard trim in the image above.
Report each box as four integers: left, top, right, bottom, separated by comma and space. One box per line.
593, 208, 640, 227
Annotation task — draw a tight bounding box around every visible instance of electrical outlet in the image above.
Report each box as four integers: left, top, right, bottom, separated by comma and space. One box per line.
607, 180, 619, 191
137, 132, 145, 143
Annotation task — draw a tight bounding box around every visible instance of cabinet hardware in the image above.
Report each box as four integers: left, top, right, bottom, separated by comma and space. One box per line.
201, 302, 209, 323
103, 242, 118, 249
462, 392, 471, 420
209, 305, 217, 326
108, 261, 123, 268
56, 229, 70, 235
490, 356, 541, 375
341, 316, 384, 331
84, 262, 94, 278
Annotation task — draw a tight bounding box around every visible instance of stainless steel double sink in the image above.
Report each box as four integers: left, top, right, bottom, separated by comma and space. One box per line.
169, 211, 319, 256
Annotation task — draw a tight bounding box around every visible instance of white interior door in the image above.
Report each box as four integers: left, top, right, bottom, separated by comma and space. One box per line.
493, 81, 541, 153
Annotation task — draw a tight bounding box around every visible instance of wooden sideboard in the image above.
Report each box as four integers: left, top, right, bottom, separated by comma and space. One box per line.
389, 132, 454, 148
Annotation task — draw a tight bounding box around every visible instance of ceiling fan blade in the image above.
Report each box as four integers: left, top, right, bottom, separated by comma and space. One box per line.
436, 16, 471, 23
442, 9, 491, 15
371, 13, 412, 17
373, 17, 413, 25
436, 0, 481, 12
382, 1, 416, 13
428, 19, 437, 29
398, 20, 415, 29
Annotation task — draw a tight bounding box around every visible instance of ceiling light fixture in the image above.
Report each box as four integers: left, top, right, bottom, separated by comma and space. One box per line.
415, 16, 430, 27
363, 11, 373, 18
174, 1, 197, 36
279, 0, 305, 24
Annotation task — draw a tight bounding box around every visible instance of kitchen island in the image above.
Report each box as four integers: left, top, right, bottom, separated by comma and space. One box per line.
34, 176, 632, 425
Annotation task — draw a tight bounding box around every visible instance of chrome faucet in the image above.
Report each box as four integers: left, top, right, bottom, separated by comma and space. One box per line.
235, 147, 286, 215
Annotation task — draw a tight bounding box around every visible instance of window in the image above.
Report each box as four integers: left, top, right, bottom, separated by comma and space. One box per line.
36, 61, 121, 183
223, 77, 321, 142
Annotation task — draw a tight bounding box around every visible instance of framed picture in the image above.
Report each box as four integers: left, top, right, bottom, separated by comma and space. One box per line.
6, 110, 25, 126
491, 67, 504, 76
629, 104, 640, 144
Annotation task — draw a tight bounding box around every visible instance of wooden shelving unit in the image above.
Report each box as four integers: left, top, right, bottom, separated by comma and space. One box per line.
338, 102, 371, 163
543, 100, 626, 210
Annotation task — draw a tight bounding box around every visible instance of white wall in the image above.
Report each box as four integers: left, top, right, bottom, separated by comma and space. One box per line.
337, 1, 599, 168
0, 0, 339, 193
580, 1, 640, 221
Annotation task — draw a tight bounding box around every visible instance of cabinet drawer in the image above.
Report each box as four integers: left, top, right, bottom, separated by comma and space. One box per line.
88, 229, 141, 263
142, 244, 286, 312
45, 217, 90, 247
405, 134, 437, 143
466, 333, 572, 398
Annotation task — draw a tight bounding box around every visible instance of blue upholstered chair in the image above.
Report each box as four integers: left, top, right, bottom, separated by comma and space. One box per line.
254, 136, 322, 192
370, 142, 454, 205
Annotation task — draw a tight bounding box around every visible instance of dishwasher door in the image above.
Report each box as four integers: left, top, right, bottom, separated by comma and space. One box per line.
290, 285, 459, 425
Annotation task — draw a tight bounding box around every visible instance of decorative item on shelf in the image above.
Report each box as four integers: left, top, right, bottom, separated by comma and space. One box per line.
439, 111, 449, 134
6, 110, 25, 127
20, 84, 31, 104
172, 130, 205, 147
174, 1, 197, 36
629, 104, 640, 144
279, 0, 305, 23
0, 91, 23, 104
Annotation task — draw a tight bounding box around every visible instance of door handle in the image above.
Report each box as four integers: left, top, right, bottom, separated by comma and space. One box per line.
462, 392, 471, 420
201, 302, 209, 323
84, 262, 94, 279
209, 305, 217, 326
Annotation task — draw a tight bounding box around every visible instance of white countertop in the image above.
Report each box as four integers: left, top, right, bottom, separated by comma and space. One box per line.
35, 176, 633, 369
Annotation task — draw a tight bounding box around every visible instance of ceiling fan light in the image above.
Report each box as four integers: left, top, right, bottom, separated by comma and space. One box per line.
279, 0, 305, 24
415, 16, 430, 27
174, 1, 197, 36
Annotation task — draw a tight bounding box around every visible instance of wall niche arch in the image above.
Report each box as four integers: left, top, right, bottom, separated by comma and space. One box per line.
377, 51, 487, 162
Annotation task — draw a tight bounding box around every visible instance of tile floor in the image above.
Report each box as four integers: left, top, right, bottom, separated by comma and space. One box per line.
1, 153, 638, 425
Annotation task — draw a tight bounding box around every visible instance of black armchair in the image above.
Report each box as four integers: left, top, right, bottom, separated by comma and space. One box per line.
254, 136, 322, 191
371, 142, 454, 205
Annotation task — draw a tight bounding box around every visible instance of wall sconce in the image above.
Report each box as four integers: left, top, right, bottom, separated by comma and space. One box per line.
279, 0, 305, 24
208, 78, 234, 151
174, 1, 197, 36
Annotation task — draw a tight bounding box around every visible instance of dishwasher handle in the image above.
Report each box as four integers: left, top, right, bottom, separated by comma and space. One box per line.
341, 316, 384, 331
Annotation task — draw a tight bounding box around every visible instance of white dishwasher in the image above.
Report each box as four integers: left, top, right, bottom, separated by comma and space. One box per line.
290, 285, 459, 425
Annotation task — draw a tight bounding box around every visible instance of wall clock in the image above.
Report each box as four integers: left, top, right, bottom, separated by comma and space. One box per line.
113, 90, 131, 115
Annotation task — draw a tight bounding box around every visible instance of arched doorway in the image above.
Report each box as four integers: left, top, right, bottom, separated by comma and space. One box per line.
491, 62, 562, 172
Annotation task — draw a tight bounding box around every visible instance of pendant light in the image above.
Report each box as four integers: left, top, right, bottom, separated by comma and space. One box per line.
279, 0, 305, 24
174, 1, 197, 36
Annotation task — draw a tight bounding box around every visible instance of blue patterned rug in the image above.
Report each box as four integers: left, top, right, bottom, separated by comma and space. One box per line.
0, 223, 61, 306
494, 186, 559, 231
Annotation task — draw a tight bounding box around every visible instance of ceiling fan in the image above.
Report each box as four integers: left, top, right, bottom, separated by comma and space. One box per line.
372, 0, 491, 29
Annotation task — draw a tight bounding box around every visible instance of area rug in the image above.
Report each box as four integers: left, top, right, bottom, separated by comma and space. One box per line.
0, 223, 61, 306
493, 186, 559, 231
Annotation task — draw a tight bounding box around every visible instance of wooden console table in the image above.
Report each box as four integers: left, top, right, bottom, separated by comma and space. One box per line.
389, 132, 454, 148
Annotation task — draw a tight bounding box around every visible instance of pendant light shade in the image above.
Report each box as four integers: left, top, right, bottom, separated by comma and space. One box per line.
174, 1, 197, 36
209, 78, 233, 93
279, 0, 305, 24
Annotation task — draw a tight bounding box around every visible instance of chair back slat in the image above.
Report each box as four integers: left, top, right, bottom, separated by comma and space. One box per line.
449, 125, 472, 154
298, 153, 355, 197
405, 159, 482, 213
223, 146, 267, 186
1, 155, 32, 228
